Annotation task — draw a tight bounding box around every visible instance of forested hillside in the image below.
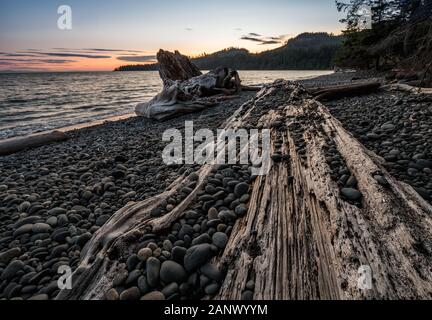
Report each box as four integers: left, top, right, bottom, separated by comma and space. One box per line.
114, 32, 342, 71
335, 0, 432, 84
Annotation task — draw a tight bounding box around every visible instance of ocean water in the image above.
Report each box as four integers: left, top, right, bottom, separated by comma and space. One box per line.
0, 70, 332, 139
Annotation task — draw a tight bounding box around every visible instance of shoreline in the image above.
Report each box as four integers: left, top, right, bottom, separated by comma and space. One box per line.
0, 113, 136, 144
0, 70, 336, 143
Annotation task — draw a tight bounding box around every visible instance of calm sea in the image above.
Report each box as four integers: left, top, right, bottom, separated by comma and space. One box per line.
0, 70, 332, 139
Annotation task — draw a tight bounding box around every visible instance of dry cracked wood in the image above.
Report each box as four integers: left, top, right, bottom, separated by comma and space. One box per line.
58, 81, 432, 300
216, 93, 432, 300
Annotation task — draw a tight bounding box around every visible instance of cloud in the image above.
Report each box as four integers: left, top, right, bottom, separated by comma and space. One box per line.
0, 53, 38, 57
30, 52, 111, 59
258, 40, 281, 45
240, 33, 292, 45
240, 36, 264, 43
185, 28, 193, 31
116, 55, 157, 62
234, 28, 243, 31
52, 48, 145, 53
0, 58, 76, 64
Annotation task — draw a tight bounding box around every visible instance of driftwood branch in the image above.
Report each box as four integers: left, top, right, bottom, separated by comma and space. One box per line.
0, 130, 69, 156
382, 83, 432, 94
308, 82, 382, 101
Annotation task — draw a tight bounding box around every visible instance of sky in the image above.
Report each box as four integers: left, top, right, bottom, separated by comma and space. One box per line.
0, 0, 346, 72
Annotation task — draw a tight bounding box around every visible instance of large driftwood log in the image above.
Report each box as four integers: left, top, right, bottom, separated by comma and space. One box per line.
216, 83, 432, 300
58, 80, 431, 300
136, 50, 243, 120
0, 130, 69, 156
308, 82, 382, 101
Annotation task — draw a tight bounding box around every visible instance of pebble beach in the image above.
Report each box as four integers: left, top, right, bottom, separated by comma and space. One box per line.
0, 71, 431, 300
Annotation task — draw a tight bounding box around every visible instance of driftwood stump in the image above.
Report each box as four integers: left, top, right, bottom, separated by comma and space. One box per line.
58, 80, 432, 300
135, 50, 244, 120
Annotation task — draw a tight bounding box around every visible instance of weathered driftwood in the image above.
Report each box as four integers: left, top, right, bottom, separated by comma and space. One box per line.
382, 83, 432, 94
136, 50, 243, 120
156, 50, 202, 83
215, 87, 432, 300
308, 82, 382, 101
58, 80, 432, 300
0, 130, 69, 156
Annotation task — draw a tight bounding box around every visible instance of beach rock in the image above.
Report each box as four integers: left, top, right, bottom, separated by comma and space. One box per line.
32, 223, 51, 234
345, 176, 358, 188
0, 247, 21, 264
1, 260, 25, 280
112, 269, 128, 287
234, 204, 247, 216
46, 216, 58, 227
138, 248, 153, 261
381, 123, 395, 131
171, 246, 187, 263
200, 263, 223, 282
137, 275, 150, 294
242, 290, 254, 300
160, 261, 187, 284
126, 254, 139, 270
234, 182, 249, 197
76, 232, 92, 247
141, 291, 165, 300
374, 175, 389, 186
28, 294, 49, 300
96, 215, 110, 226
416, 159, 432, 169
191, 233, 212, 246
48, 207, 67, 216
14, 216, 41, 229
184, 244, 214, 272
57, 214, 69, 226
204, 283, 220, 295
13, 224, 33, 237
208, 207, 219, 220
218, 210, 236, 221
105, 288, 119, 300
126, 270, 142, 286
146, 257, 161, 287
120, 287, 140, 300
366, 132, 380, 140
246, 280, 255, 290
212, 232, 228, 249
18, 201, 31, 212
341, 188, 362, 201
161, 283, 178, 297
163, 240, 173, 252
